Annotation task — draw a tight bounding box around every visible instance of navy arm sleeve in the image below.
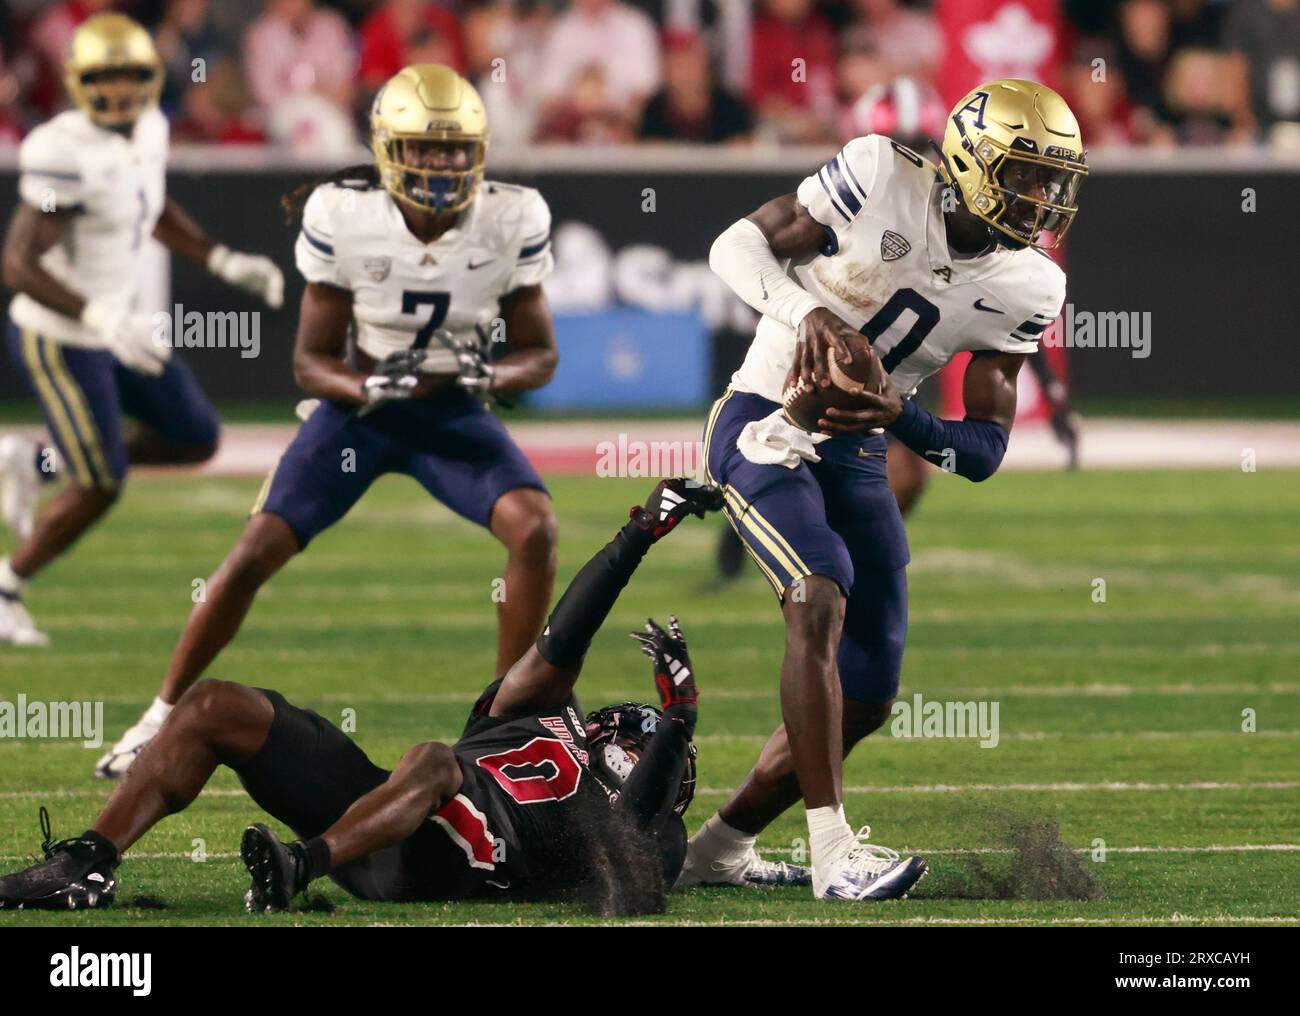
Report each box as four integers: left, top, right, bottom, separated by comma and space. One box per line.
886, 397, 1009, 482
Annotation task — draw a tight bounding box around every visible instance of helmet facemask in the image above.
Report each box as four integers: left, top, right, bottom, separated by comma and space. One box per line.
962, 137, 1086, 250
72, 64, 161, 131
374, 133, 486, 213
585, 703, 698, 818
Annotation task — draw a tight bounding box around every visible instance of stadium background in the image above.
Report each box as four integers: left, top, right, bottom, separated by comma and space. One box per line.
1, 0, 1298, 928
2, 0, 1298, 418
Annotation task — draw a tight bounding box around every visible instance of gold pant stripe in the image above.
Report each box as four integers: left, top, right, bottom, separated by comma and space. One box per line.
700, 388, 735, 485
725, 505, 787, 595
45, 338, 113, 488
723, 482, 814, 579
249, 460, 280, 515
722, 484, 803, 589
20, 331, 92, 486
702, 387, 812, 579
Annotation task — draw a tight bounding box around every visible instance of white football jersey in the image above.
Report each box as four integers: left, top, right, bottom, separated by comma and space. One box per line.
732, 134, 1065, 403
8, 108, 169, 347
295, 179, 553, 373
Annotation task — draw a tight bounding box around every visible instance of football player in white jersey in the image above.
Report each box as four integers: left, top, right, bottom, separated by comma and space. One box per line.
681, 79, 1087, 899
0, 13, 284, 647
94, 65, 560, 779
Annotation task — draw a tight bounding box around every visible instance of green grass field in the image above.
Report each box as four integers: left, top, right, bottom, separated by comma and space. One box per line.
1, 467, 1297, 926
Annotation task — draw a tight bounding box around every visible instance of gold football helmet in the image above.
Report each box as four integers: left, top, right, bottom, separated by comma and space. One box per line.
939, 79, 1087, 249
371, 64, 488, 213
64, 13, 163, 130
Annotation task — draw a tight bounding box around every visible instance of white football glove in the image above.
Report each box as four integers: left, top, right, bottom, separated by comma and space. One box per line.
358, 349, 427, 416
441, 326, 496, 400
207, 245, 284, 309
363, 372, 418, 408
81, 300, 170, 376
455, 349, 495, 399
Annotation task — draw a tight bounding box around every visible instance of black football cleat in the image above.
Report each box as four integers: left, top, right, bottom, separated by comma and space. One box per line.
0, 807, 119, 911
630, 478, 726, 542
241, 823, 307, 914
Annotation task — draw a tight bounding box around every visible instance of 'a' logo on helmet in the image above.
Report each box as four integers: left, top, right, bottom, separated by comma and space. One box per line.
957, 91, 990, 129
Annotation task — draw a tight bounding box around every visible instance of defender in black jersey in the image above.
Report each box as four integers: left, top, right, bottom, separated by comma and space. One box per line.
0, 479, 721, 916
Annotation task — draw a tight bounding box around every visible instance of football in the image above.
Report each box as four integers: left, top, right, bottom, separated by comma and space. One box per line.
780, 332, 887, 432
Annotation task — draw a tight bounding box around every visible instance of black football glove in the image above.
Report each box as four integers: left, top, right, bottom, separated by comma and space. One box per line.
630, 615, 698, 709
629, 478, 725, 542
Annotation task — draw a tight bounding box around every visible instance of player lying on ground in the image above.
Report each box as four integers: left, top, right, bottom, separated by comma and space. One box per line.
685, 79, 1086, 899
0, 480, 733, 915
0, 13, 283, 647
94, 64, 560, 778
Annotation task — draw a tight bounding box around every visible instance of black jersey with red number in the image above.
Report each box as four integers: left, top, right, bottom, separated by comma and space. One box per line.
421, 681, 609, 898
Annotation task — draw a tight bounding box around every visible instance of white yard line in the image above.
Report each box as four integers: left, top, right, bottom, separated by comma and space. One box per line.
12, 683, 1287, 706
697, 780, 1300, 795
4, 729, 1294, 760
693, 730, 1300, 744
757, 844, 1300, 857
4, 780, 1297, 800
4, 844, 1295, 864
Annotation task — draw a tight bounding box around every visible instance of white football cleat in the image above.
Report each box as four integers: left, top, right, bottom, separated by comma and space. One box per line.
677, 845, 811, 888
816, 826, 928, 901
94, 716, 162, 780
0, 435, 41, 539
0, 593, 49, 647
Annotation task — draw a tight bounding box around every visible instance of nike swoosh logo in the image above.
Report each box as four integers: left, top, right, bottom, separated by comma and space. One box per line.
857, 448, 876, 458
468, 259, 495, 270
973, 299, 1004, 314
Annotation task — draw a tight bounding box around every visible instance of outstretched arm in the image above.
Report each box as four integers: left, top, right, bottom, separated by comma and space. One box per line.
152, 197, 217, 265
488, 479, 722, 718
155, 197, 284, 308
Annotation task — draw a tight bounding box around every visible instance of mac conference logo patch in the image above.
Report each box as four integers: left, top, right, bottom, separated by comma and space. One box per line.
881, 230, 911, 262
364, 257, 392, 282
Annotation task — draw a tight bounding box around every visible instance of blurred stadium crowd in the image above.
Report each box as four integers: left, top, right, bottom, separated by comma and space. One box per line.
0, 0, 1297, 152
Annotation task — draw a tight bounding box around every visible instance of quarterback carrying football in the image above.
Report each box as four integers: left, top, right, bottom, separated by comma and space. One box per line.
0, 13, 284, 647
0, 479, 721, 915
685, 79, 1087, 900
94, 64, 561, 779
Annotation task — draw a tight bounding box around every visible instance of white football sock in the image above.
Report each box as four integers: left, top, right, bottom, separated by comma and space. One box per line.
688, 813, 758, 863
142, 696, 174, 728
808, 804, 855, 894
0, 558, 24, 597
